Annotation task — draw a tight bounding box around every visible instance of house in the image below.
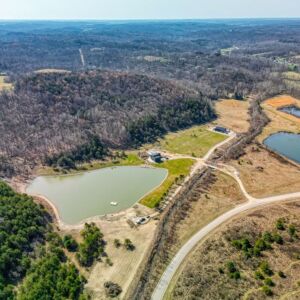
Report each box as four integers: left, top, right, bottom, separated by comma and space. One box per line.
147, 150, 162, 163
214, 126, 230, 134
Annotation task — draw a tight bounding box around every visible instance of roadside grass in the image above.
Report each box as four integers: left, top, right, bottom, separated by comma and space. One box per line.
34, 69, 71, 74
37, 152, 144, 176
0, 76, 13, 91
151, 126, 226, 158
140, 158, 195, 208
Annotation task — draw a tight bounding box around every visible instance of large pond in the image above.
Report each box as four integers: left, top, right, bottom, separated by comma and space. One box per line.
27, 166, 168, 225
279, 106, 300, 118
264, 132, 300, 164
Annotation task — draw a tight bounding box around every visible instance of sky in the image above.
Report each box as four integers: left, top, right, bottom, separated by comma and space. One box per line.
1, 0, 300, 20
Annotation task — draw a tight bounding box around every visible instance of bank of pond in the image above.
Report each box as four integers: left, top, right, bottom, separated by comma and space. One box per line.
264, 132, 300, 164
27, 166, 168, 225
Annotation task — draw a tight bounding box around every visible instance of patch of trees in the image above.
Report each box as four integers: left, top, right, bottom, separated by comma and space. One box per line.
44, 136, 108, 169
76, 223, 106, 267
104, 281, 122, 298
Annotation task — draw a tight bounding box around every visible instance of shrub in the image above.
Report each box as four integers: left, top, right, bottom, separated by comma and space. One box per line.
254, 271, 265, 280
288, 225, 297, 238
276, 218, 285, 231
264, 278, 275, 287
260, 261, 273, 276
278, 271, 286, 278
273, 233, 284, 245
63, 235, 78, 252
114, 239, 121, 248
262, 285, 273, 296
104, 281, 122, 298
124, 239, 135, 251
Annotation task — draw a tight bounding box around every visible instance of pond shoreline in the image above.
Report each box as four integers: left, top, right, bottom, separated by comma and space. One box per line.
26, 165, 169, 227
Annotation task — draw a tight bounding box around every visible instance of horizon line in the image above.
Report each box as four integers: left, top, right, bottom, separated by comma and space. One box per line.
1, 17, 300, 22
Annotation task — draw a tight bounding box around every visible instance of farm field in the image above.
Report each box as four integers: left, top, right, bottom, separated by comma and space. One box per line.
230, 144, 300, 198
140, 158, 195, 208
168, 200, 300, 300
215, 99, 250, 133
148, 125, 227, 158
258, 95, 300, 143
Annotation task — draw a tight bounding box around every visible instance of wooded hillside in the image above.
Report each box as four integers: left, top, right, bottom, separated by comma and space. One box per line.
0, 70, 214, 177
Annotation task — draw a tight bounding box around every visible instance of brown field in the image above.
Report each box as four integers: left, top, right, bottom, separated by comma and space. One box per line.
258, 95, 300, 143
265, 95, 297, 108
168, 200, 300, 300
61, 204, 157, 300
0, 76, 13, 91
34, 68, 71, 74
230, 144, 300, 198
173, 171, 246, 247
214, 99, 250, 133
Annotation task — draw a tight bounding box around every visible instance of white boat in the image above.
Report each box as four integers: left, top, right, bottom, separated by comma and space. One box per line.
110, 202, 118, 206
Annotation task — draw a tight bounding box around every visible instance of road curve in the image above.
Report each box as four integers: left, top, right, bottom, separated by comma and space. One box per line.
152, 192, 300, 300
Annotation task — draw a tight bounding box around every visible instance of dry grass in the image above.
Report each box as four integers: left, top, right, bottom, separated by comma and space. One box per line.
265, 95, 298, 108
169, 200, 300, 300
259, 95, 300, 143
214, 99, 250, 133
62, 204, 156, 300
0, 76, 13, 91
174, 171, 246, 247
230, 144, 300, 198
34, 68, 71, 74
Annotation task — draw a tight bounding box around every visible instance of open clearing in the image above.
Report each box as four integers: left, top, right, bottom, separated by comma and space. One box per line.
140, 158, 195, 208
34, 68, 71, 74
0, 76, 13, 91
147, 125, 227, 158
215, 99, 250, 133
168, 200, 300, 300
259, 95, 300, 143
230, 144, 300, 198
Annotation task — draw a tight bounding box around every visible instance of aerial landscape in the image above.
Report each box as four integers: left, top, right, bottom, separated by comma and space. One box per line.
1, 0, 300, 299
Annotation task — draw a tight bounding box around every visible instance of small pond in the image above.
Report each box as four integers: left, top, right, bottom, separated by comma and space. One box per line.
264, 132, 300, 164
27, 166, 168, 225
279, 106, 300, 118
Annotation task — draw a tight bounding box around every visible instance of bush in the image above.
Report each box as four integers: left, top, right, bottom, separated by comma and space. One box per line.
288, 225, 297, 238
114, 239, 121, 248
260, 261, 273, 276
276, 218, 285, 231
124, 239, 135, 251
273, 232, 284, 245
104, 281, 122, 298
262, 285, 273, 296
278, 271, 286, 278
254, 271, 265, 280
264, 278, 275, 287
63, 235, 78, 252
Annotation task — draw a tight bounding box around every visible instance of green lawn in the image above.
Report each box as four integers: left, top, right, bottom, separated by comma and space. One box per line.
157, 126, 227, 158
140, 158, 195, 208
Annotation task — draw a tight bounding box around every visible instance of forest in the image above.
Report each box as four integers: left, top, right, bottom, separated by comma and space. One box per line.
1, 19, 300, 178
0, 181, 87, 299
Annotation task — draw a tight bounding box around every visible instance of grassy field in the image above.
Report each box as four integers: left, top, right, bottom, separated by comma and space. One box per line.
215, 99, 250, 133
37, 152, 144, 176
140, 158, 195, 208
0, 76, 13, 91
149, 126, 227, 158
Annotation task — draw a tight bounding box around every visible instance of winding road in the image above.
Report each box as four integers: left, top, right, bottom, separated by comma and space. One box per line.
152, 132, 300, 300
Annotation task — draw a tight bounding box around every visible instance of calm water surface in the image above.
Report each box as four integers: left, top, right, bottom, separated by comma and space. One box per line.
279, 106, 300, 118
27, 166, 168, 225
264, 132, 300, 164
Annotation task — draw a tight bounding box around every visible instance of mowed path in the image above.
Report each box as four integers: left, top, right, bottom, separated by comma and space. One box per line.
152, 134, 300, 300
